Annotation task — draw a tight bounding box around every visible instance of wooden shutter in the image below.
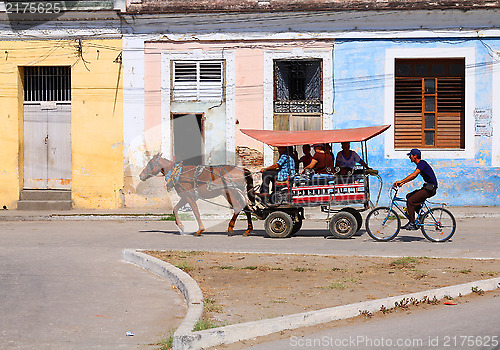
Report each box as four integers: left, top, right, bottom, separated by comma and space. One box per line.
436, 77, 465, 148
394, 78, 422, 148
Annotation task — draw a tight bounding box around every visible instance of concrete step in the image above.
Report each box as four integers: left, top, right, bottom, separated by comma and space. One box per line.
20, 190, 71, 201
17, 200, 72, 211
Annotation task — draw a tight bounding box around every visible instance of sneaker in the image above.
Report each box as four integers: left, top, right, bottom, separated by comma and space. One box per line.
401, 222, 418, 231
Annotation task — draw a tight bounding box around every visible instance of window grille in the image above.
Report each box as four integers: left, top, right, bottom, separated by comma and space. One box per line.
172, 61, 224, 101
395, 58, 465, 149
24, 66, 71, 102
274, 60, 322, 114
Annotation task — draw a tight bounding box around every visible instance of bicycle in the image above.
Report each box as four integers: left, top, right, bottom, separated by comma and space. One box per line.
365, 186, 456, 242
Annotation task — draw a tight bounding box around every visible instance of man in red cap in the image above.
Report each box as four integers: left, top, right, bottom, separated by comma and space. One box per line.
394, 149, 438, 230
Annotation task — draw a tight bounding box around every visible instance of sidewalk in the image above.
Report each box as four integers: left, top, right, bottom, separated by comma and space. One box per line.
1, 205, 499, 221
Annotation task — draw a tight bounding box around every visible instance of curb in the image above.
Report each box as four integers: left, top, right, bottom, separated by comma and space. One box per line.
121, 250, 203, 338
123, 249, 500, 350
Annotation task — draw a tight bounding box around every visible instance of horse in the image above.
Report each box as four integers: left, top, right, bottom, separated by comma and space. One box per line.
139, 154, 256, 236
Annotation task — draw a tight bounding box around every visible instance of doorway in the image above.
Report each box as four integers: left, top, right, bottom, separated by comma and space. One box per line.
172, 113, 203, 165
23, 66, 72, 190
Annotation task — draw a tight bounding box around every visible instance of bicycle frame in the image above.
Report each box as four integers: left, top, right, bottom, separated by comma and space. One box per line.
385, 187, 430, 227
386, 186, 450, 229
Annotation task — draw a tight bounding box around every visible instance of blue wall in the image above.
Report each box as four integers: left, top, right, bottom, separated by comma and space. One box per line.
332, 39, 500, 206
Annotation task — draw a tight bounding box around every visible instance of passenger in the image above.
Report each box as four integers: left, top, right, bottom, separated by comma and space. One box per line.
335, 142, 370, 175
258, 146, 296, 202
289, 146, 300, 173
302, 144, 334, 174
299, 144, 313, 169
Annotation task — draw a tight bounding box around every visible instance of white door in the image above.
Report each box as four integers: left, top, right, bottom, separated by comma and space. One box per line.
23, 102, 71, 189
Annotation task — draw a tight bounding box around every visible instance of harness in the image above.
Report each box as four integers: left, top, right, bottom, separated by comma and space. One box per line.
164, 162, 183, 190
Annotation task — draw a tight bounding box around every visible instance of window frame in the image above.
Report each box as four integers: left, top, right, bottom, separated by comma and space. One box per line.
394, 58, 465, 149
384, 47, 475, 160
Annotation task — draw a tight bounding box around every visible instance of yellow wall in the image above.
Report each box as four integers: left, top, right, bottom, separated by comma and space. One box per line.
0, 39, 123, 209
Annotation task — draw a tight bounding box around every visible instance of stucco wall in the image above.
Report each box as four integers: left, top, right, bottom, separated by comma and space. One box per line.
0, 39, 123, 209
333, 39, 500, 205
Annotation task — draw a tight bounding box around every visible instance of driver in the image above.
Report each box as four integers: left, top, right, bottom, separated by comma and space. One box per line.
257, 146, 295, 202
302, 144, 334, 174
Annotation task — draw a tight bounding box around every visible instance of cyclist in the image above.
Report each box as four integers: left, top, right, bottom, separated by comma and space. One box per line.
394, 149, 438, 230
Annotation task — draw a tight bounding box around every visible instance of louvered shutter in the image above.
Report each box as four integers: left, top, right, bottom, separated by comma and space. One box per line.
436, 77, 465, 148
173, 61, 223, 101
394, 78, 422, 148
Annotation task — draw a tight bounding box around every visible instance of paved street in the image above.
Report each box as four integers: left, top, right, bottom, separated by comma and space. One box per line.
0, 221, 186, 350
0, 213, 499, 349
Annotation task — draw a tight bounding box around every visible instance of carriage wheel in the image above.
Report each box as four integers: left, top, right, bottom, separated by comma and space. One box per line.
340, 208, 363, 235
328, 211, 358, 239
265, 211, 293, 238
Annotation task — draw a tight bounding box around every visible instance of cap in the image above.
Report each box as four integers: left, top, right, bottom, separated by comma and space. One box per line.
407, 148, 421, 157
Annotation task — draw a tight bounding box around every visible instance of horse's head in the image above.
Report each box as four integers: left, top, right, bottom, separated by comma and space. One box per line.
139, 153, 164, 181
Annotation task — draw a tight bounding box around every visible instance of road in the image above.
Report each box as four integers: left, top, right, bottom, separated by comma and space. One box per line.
0, 215, 499, 349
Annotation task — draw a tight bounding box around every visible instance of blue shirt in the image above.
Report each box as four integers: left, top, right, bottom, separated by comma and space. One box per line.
417, 160, 438, 188
276, 154, 296, 181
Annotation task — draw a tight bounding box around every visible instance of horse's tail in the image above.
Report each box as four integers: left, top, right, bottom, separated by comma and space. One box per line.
243, 168, 255, 205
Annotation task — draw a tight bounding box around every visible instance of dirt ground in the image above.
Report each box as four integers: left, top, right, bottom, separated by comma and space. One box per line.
146, 250, 500, 328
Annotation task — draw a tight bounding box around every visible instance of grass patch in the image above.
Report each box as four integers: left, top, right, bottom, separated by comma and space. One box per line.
328, 281, 348, 290
193, 319, 220, 332
174, 262, 195, 272
480, 271, 496, 277
293, 267, 315, 272
160, 213, 193, 221
331, 267, 346, 271
204, 297, 223, 313
459, 269, 472, 274
390, 257, 424, 268
152, 330, 174, 350
218, 266, 236, 270
270, 298, 287, 304
242, 266, 258, 270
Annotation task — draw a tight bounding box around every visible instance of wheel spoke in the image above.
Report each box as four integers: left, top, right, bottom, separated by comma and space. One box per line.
421, 208, 456, 242
366, 207, 400, 241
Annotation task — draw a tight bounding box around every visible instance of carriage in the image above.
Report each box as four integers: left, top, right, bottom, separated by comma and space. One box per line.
241, 125, 390, 238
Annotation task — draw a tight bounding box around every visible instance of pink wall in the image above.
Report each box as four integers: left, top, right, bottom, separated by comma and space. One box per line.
143, 41, 331, 152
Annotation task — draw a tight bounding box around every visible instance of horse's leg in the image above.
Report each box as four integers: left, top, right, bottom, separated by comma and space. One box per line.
243, 206, 253, 236
228, 213, 237, 237
225, 188, 253, 236
185, 197, 205, 236
173, 197, 187, 232
225, 189, 237, 236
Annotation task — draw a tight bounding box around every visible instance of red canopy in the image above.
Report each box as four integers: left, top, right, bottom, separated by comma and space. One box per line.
240, 125, 391, 147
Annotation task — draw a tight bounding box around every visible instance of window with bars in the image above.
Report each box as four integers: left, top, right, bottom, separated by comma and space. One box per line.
172, 61, 224, 101
273, 60, 323, 114
24, 66, 71, 102
394, 58, 465, 149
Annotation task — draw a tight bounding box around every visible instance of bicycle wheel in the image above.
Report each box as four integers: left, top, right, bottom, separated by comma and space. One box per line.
365, 206, 401, 241
420, 208, 456, 242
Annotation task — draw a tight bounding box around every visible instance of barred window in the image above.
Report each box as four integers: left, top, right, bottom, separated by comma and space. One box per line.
395, 58, 465, 149
24, 66, 71, 102
172, 61, 223, 101
273, 60, 322, 114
